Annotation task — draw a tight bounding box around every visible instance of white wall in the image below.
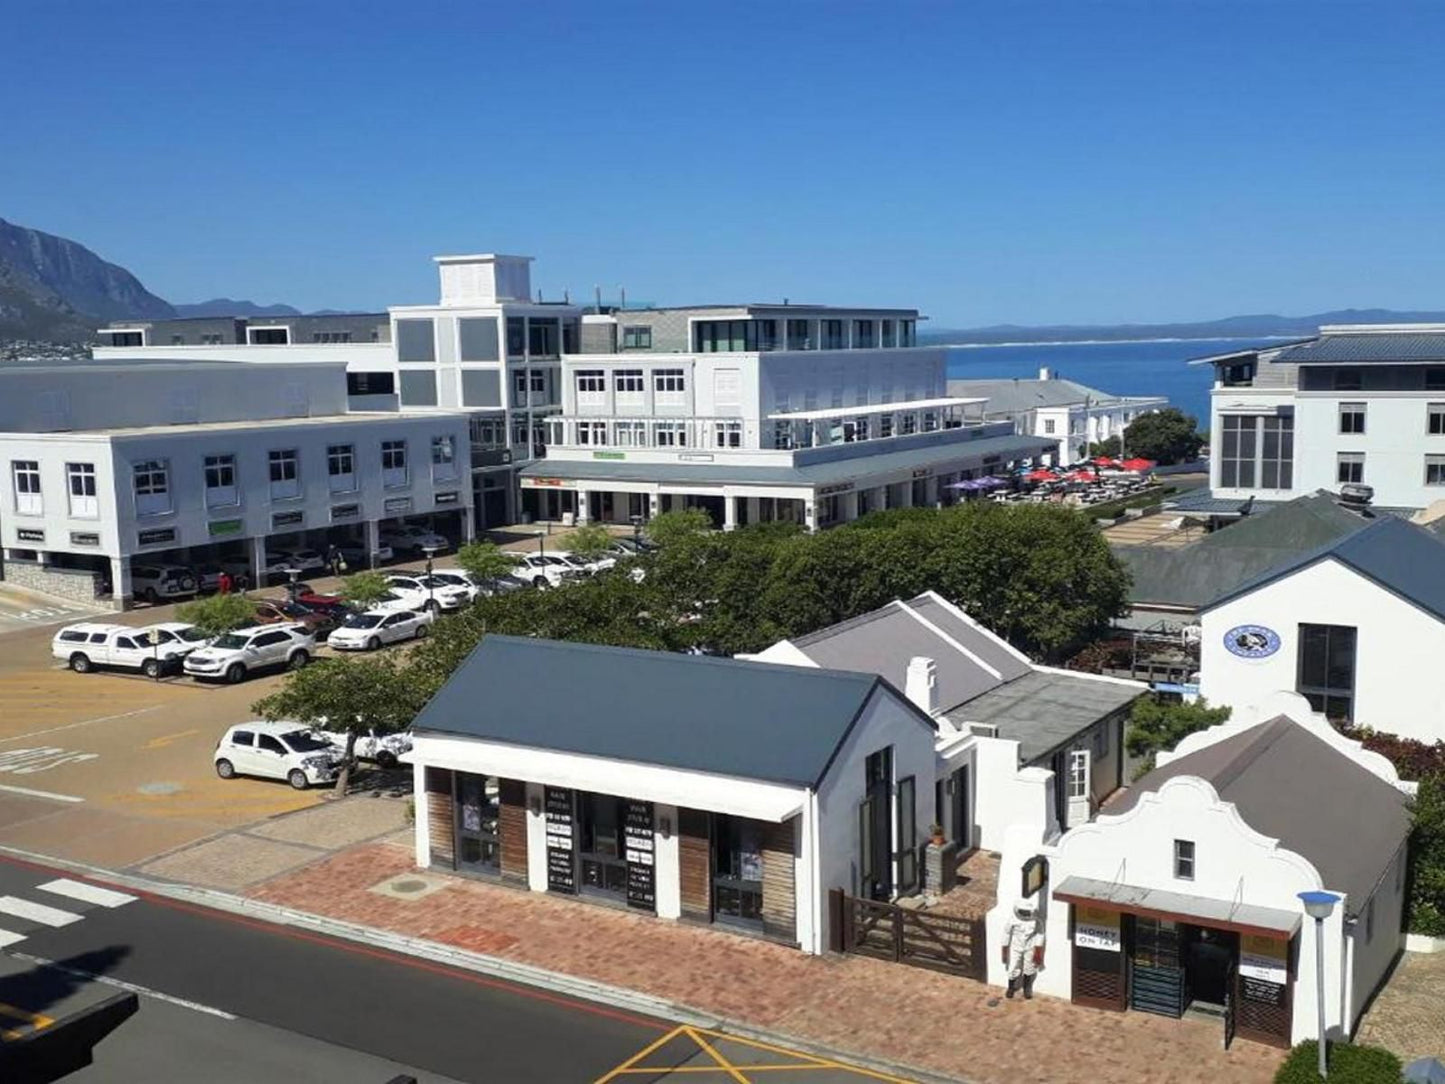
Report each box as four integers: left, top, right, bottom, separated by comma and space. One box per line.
654, 802, 681, 920
1200, 558, 1445, 743
970, 736, 1056, 852
93, 342, 396, 373
1293, 394, 1445, 510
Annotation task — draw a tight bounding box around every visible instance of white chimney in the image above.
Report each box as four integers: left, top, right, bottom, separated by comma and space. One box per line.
905, 656, 939, 716
1038, 366, 1052, 381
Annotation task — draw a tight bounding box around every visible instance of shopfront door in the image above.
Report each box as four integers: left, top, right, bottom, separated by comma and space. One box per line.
712, 814, 764, 930
1184, 926, 1238, 1008
455, 773, 500, 874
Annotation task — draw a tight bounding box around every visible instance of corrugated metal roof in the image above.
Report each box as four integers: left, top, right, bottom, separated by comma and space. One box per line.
411, 635, 928, 789
1109, 717, 1410, 914
520, 433, 1053, 487
1199, 513, 1445, 621
1054, 875, 1301, 935
946, 377, 1161, 413
1273, 332, 1445, 364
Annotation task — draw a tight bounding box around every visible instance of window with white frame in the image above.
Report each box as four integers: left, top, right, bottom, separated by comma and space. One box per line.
1337, 452, 1365, 484
1338, 402, 1366, 435
1429, 403, 1445, 435
431, 435, 458, 479
714, 421, 742, 448
900, 413, 917, 435
203, 454, 237, 507
1426, 455, 1445, 486
614, 369, 645, 400
132, 459, 171, 516
381, 440, 408, 487
1173, 839, 1195, 880
66, 463, 98, 518
327, 444, 356, 492
12, 460, 42, 516
1044, 418, 1056, 434
654, 421, 688, 447
268, 449, 301, 500
1067, 749, 1088, 799
576, 370, 606, 407
654, 368, 686, 405
879, 414, 894, 438
511, 418, 529, 447
577, 421, 608, 445
613, 421, 647, 446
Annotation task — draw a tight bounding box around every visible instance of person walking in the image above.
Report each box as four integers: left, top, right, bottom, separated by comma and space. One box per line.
326, 544, 344, 578
217, 569, 233, 595
1001, 899, 1044, 999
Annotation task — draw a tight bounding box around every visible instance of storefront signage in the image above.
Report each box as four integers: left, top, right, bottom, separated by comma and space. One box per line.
623, 800, 655, 912
330, 503, 360, 522
68, 531, 100, 547
1074, 905, 1122, 952
677, 453, 715, 463
1224, 625, 1281, 660
434, 490, 459, 505
384, 497, 413, 515
1021, 855, 1048, 898
137, 527, 176, 546
271, 510, 304, 529
911, 468, 929, 479
208, 518, 244, 538
528, 477, 568, 488
544, 787, 576, 894
817, 482, 855, 497
15, 528, 45, 543
1241, 975, 1287, 1006
1240, 934, 1288, 985
592, 450, 625, 461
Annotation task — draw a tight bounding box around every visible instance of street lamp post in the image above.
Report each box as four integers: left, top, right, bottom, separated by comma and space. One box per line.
421, 544, 438, 613
630, 513, 643, 550
285, 567, 301, 605
536, 529, 546, 561
1298, 889, 1341, 1080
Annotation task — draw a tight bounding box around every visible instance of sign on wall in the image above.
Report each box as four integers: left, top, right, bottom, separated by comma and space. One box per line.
137, 527, 176, 546
330, 503, 360, 522
1021, 855, 1048, 899
624, 800, 655, 912
271, 511, 304, 529
1223, 625, 1282, 659
544, 787, 575, 894
434, 491, 459, 506
1239, 933, 1288, 985
208, 519, 243, 538
68, 532, 100, 547
592, 451, 625, 461
15, 528, 45, 543
384, 497, 413, 515
1074, 905, 1122, 952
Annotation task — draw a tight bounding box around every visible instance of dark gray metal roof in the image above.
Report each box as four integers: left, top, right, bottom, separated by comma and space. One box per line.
1122, 491, 1372, 609
1163, 490, 1258, 517
412, 635, 928, 788
1111, 717, 1410, 914
520, 433, 1053, 488
945, 670, 1142, 763
1199, 513, 1445, 621
946, 377, 1160, 413
1273, 332, 1445, 364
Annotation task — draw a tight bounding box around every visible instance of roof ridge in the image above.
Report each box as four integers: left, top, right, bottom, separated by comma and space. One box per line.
1207, 717, 1294, 795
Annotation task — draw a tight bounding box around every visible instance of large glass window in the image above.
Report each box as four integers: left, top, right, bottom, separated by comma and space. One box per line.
528, 318, 559, 358
268, 449, 300, 500
455, 773, 500, 872
12, 460, 41, 515
577, 421, 608, 445
1219, 414, 1293, 489
1297, 623, 1356, 722
505, 317, 526, 357
1427, 455, 1445, 486
693, 319, 776, 352
576, 370, 606, 406
821, 319, 845, 350
1334, 368, 1363, 391
853, 319, 876, 348
431, 435, 457, 479
1429, 403, 1445, 435
714, 421, 742, 448
133, 459, 170, 516
654, 421, 688, 447
621, 326, 652, 350
381, 440, 408, 487
327, 443, 356, 493
900, 320, 916, 347
578, 793, 627, 899
786, 319, 812, 350
713, 814, 763, 927
204, 454, 238, 507
654, 368, 686, 405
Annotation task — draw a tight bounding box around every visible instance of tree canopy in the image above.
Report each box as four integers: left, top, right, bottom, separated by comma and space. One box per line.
339, 570, 392, 609
1122, 408, 1205, 465
176, 592, 257, 636
455, 540, 519, 583
565, 523, 615, 560
1124, 694, 1231, 775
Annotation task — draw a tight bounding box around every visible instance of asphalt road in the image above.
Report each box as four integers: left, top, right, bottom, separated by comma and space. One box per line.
0, 854, 668, 1083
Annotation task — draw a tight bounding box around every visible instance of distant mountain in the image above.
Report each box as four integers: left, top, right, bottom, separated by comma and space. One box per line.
924, 309, 1445, 346
0, 216, 175, 340
172, 299, 302, 318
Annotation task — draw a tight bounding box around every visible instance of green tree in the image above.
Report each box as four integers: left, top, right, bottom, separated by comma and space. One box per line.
1125, 695, 1232, 773
455, 540, 519, 584
1273, 1040, 1400, 1084
176, 592, 257, 637
252, 655, 424, 795
645, 507, 713, 547
1407, 775, 1445, 935
566, 522, 615, 561
340, 570, 392, 609
1088, 436, 1121, 458
1121, 408, 1205, 465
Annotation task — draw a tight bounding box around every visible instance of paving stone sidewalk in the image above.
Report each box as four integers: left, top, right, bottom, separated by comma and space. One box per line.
244, 836, 1284, 1084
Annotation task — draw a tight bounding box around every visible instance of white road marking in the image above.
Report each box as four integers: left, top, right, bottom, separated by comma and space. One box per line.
0, 784, 85, 803
36, 878, 136, 908
0, 929, 26, 948
8, 951, 236, 1021
0, 896, 84, 927
0, 707, 159, 745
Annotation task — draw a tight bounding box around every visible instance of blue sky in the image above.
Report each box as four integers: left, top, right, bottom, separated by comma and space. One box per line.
4, 0, 1444, 325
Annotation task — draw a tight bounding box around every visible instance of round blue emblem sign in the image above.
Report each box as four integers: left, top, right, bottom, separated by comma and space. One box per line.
1223, 624, 1281, 659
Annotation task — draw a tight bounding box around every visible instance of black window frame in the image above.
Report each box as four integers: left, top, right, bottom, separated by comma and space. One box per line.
454, 771, 501, 873
1427, 455, 1445, 486
712, 813, 764, 929
1173, 839, 1195, 880
577, 792, 628, 901
1337, 452, 1365, 484
1297, 622, 1357, 722
1338, 402, 1366, 434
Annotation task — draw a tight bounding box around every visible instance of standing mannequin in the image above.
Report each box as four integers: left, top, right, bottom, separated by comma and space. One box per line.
1001, 899, 1043, 999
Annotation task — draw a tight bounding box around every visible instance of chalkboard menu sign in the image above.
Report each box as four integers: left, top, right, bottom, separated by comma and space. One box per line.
1241, 976, 1286, 1007
624, 800, 655, 912
544, 787, 575, 894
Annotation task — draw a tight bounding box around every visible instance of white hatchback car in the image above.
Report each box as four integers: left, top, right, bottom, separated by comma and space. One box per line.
213, 722, 340, 789
183, 624, 315, 683
327, 608, 433, 651
384, 574, 470, 612
314, 727, 413, 768
52, 622, 190, 677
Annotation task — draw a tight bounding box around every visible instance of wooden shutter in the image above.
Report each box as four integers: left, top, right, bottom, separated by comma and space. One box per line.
425, 767, 454, 868
498, 778, 528, 884
761, 816, 798, 944
678, 807, 712, 922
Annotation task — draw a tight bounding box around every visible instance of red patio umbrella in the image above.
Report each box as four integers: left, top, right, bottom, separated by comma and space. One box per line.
1024, 469, 1059, 483
1092, 456, 1121, 468
1121, 457, 1156, 472
1064, 469, 1100, 482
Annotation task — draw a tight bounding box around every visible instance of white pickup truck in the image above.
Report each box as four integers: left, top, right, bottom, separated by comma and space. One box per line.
53, 622, 191, 677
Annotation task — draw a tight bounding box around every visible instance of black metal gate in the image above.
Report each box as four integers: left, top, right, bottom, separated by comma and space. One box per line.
1224, 958, 1238, 1050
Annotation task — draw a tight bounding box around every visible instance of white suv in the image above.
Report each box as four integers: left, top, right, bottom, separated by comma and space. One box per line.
513, 553, 583, 589
214, 722, 340, 789
130, 564, 198, 603
184, 624, 314, 683
52, 622, 189, 677
384, 574, 470, 612
379, 525, 450, 556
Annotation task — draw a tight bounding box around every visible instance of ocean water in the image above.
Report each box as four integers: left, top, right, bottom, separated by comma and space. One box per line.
943, 338, 1283, 425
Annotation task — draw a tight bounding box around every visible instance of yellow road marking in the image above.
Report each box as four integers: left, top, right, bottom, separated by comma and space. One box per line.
142, 729, 201, 749
594, 1024, 691, 1083
594, 1024, 918, 1083
0, 1000, 54, 1040
686, 1026, 752, 1084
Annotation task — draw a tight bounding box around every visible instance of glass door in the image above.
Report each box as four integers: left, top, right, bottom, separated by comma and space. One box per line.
578, 793, 628, 901
455, 773, 500, 873
713, 815, 764, 929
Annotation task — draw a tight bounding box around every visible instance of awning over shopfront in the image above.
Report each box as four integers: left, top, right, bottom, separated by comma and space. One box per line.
1054, 875, 1302, 938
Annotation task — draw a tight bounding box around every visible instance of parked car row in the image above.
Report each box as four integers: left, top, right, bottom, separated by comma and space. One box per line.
213, 721, 414, 789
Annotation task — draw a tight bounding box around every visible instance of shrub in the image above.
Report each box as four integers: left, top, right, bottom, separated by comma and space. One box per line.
1274, 1040, 1401, 1084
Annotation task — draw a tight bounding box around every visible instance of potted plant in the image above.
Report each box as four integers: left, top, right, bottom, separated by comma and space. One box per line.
929, 823, 946, 846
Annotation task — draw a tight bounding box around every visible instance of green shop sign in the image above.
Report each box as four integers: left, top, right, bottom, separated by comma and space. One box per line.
208, 518, 244, 538
592, 450, 626, 461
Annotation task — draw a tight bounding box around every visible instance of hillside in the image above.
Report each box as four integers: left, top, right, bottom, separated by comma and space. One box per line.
924, 309, 1445, 345
173, 299, 302, 318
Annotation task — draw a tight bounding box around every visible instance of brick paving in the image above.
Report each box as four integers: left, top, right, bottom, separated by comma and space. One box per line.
1356, 948, 1445, 1063
249, 840, 1285, 1084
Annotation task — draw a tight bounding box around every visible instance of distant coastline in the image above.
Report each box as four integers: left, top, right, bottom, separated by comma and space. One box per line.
941, 335, 1298, 350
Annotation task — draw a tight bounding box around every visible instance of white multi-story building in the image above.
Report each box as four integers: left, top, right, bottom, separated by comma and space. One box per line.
0, 359, 472, 606
948, 368, 1168, 465
1195, 324, 1445, 511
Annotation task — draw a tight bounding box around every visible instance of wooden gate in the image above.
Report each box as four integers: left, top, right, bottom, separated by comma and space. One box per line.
829, 890, 986, 980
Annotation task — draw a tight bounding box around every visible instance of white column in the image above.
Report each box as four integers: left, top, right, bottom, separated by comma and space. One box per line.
648, 492, 660, 518
364, 519, 380, 569
899, 480, 914, 508
524, 782, 548, 892
723, 495, 738, 531
462, 506, 477, 543
576, 490, 591, 524
804, 499, 818, 532
843, 490, 860, 523
653, 803, 681, 920
412, 765, 430, 868
110, 555, 132, 607
250, 534, 267, 585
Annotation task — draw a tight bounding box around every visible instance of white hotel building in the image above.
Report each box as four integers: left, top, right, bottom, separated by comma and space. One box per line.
97, 254, 1054, 533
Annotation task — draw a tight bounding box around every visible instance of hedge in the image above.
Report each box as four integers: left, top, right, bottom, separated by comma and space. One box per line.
1274, 1040, 1402, 1084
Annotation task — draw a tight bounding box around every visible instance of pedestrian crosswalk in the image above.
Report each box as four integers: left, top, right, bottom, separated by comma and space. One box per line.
0, 877, 136, 947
